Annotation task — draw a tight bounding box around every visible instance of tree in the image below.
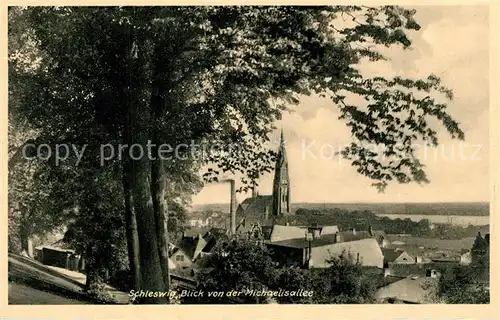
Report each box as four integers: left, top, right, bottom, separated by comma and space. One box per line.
199, 244, 377, 304
271, 267, 314, 304
10, 6, 464, 303
196, 239, 278, 303
310, 251, 377, 304
437, 265, 489, 304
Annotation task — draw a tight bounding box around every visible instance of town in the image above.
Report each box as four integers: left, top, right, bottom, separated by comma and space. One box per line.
11, 131, 490, 304
7, 5, 490, 308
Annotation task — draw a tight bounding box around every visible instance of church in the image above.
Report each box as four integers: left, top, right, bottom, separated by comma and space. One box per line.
235, 129, 292, 225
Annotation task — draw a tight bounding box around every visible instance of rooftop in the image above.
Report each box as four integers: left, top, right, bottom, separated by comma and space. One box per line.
266, 230, 373, 249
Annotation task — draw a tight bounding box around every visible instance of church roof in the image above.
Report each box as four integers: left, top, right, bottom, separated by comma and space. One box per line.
237, 195, 273, 217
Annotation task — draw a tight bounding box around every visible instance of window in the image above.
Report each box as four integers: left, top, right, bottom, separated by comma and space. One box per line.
176, 255, 184, 262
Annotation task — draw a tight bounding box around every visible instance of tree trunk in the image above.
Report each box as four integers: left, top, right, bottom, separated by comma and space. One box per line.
19, 220, 31, 257
151, 157, 170, 293
84, 246, 101, 291
122, 161, 141, 291
130, 152, 165, 302
123, 59, 141, 290
124, 32, 165, 303
149, 39, 175, 296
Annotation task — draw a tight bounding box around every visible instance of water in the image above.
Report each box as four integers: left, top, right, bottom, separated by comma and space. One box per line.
375, 214, 489, 226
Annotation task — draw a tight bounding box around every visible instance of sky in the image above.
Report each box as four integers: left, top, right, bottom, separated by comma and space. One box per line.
192, 5, 490, 205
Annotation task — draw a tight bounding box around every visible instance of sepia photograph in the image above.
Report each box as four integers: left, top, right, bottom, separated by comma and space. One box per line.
7, 4, 491, 306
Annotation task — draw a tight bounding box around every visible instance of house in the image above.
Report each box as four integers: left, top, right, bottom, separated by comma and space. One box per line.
376, 276, 438, 304
170, 235, 208, 275
170, 227, 230, 277
385, 261, 453, 279
253, 224, 341, 243
318, 225, 339, 235
188, 216, 209, 227
182, 227, 211, 239
306, 225, 340, 237
34, 245, 83, 272
268, 225, 308, 242
381, 248, 415, 266
265, 231, 384, 268
310, 238, 383, 268
385, 234, 475, 252
368, 228, 389, 248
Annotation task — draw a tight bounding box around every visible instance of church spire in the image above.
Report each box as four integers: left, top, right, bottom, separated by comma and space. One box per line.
278, 127, 287, 163
272, 128, 291, 217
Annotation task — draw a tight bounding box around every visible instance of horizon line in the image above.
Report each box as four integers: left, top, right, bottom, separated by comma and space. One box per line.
191, 200, 490, 206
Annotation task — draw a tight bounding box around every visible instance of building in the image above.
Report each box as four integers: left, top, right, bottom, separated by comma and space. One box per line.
381, 248, 416, 266
265, 230, 384, 269
34, 245, 84, 272
385, 234, 476, 252
268, 225, 308, 242
368, 228, 389, 248
236, 129, 291, 224
376, 275, 439, 304
170, 227, 229, 277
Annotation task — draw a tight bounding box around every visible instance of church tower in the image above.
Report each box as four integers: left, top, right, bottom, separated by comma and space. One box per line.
272, 129, 291, 216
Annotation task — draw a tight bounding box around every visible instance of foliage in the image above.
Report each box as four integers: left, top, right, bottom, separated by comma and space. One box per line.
8, 116, 72, 253
196, 239, 278, 303
86, 277, 119, 304
9, 6, 466, 300
197, 241, 377, 304
437, 265, 489, 304
62, 165, 129, 287
310, 251, 377, 303
10, 6, 464, 192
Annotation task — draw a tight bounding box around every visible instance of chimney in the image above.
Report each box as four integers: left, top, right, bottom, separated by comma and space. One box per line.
229, 179, 236, 236
334, 232, 342, 243
313, 229, 320, 239
384, 267, 390, 277
251, 181, 258, 198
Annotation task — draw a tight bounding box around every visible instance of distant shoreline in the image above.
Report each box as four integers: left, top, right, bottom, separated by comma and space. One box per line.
190, 202, 490, 217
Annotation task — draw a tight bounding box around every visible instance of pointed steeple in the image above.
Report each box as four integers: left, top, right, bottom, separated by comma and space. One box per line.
272, 128, 291, 217
277, 127, 287, 164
